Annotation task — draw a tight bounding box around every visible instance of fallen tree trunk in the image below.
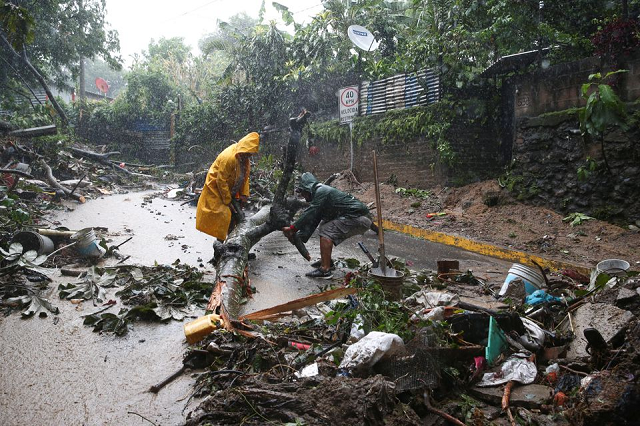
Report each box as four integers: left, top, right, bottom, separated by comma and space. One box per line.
205, 111, 311, 328
69, 147, 153, 178
8, 125, 57, 138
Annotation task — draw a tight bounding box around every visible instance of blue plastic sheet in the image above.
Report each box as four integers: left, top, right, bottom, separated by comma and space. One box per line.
525, 290, 562, 306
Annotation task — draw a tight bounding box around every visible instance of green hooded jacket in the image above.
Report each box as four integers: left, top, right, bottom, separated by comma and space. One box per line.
293, 172, 370, 242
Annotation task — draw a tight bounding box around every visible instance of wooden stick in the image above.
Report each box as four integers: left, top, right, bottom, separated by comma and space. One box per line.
424, 391, 465, 426
37, 229, 77, 238
69, 174, 86, 195
70, 147, 153, 177
126, 411, 158, 426
559, 364, 588, 376
61, 268, 87, 277
8, 124, 57, 138
240, 287, 357, 320
503, 381, 516, 426
372, 150, 386, 276
567, 311, 575, 333
114, 236, 133, 250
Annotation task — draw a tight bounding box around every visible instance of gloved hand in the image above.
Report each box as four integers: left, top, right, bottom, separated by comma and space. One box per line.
282, 225, 296, 242
229, 199, 245, 221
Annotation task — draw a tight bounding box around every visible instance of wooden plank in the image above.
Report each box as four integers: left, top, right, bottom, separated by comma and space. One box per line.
9, 124, 57, 138
240, 287, 357, 321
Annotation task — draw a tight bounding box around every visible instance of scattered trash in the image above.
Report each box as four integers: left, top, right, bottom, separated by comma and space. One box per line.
71, 228, 106, 259
289, 341, 312, 351
524, 289, 562, 306
596, 259, 630, 277
369, 267, 404, 300
184, 313, 223, 344
11, 231, 54, 255
406, 290, 460, 309
426, 212, 447, 219
485, 316, 509, 365
436, 259, 459, 274
348, 314, 366, 342
499, 263, 544, 296
295, 362, 319, 378
519, 317, 546, 351
478, 353, 537, 386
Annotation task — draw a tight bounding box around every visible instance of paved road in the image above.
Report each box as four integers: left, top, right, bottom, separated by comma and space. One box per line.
244, 226, 513, 315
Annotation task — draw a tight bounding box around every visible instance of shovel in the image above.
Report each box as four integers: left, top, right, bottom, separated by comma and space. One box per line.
357, 242, 378, 268
372, 150, 396, 277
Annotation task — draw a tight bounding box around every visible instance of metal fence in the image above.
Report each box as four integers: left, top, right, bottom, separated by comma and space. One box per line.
359, 69, 440, 116
131, 121, 171, 164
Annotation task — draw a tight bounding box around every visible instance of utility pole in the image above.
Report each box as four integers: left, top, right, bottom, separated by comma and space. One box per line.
79, 58, 86, 101
78, 0, 86, 102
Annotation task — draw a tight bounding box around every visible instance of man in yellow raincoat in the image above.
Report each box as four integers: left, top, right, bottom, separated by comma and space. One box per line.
196, 132, 260, 241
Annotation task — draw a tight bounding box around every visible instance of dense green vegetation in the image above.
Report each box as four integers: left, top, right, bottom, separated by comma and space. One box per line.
2, 0, 638, 165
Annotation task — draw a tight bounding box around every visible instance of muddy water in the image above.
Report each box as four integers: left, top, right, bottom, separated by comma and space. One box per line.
0, 189, 219, 426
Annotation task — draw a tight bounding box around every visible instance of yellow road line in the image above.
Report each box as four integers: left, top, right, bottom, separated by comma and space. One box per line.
382, 219, 592, 276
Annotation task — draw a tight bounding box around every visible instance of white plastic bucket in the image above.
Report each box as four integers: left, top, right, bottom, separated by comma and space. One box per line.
596, 259, 630, 277
499, 264, 544, 296
71, 228, 106, 258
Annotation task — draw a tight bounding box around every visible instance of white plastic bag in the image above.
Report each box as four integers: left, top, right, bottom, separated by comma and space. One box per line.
477, 353, 537, 387
518, 317, 546, 351
339, 331, 405, 372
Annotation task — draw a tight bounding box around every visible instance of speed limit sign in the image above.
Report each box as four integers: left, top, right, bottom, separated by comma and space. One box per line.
339, 86, 359, 123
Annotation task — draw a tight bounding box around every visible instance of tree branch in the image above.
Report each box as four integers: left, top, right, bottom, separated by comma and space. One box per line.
0, 32, 67, 125
39, 159, 85, 203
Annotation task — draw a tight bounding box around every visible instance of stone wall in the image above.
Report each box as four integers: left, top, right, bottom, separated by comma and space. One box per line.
510, 110, 640, 223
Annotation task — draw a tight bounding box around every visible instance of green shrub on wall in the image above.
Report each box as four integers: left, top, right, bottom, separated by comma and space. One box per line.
308, 101, 458, 166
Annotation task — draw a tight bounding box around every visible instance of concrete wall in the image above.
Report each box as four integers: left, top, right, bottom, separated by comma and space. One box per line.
511, 54, 640, 118
299, 120, 503, 188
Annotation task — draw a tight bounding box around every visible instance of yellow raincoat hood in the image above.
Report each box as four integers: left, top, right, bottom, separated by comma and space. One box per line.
195, 132, 260, 240
234, 132, 259, 156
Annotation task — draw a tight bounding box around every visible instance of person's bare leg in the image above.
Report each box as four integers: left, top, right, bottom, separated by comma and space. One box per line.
320, 237, 333, 271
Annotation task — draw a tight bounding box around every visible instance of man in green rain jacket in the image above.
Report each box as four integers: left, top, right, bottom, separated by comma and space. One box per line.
282, 172, 372, 279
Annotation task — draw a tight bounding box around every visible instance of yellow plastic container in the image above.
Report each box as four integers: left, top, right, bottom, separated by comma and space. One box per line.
184, 313, 222, 344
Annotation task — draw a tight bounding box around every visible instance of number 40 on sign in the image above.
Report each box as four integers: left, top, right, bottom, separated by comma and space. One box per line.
339, 86, 359, 123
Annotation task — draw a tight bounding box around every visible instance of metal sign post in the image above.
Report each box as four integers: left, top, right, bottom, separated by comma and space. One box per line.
338, 86, 359, 171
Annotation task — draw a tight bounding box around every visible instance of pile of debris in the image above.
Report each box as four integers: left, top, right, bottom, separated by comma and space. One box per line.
181, 258, 639, 425
0, 134, 210, 324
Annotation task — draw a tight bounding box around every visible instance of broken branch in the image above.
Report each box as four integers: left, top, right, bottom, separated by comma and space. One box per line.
0, 168, 34, 179
39, 160, 85, 203
424, 390, 465, 426
502, 381, 516, 426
